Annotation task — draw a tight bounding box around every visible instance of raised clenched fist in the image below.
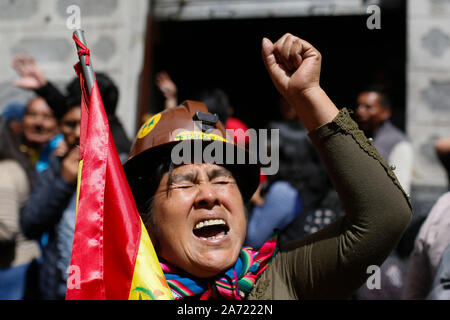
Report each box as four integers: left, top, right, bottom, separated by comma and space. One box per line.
262, 33, 338, 131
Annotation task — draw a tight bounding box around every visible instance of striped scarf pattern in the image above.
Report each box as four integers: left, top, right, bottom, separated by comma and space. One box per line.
160, 235, 278, 300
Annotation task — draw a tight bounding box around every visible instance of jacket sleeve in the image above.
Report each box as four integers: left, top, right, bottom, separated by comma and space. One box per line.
264, 108, 412, 300
20, 158, 75, 240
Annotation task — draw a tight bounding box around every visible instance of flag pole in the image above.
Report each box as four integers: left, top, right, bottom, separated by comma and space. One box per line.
73, 29, 95, 96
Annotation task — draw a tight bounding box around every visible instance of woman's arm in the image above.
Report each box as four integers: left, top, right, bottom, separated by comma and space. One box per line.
12, 54, 68, 119
259, 34, 412, 299
275, 109, 411, 299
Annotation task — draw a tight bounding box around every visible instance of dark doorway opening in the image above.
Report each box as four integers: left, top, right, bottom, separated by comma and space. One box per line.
147, 6, 406, 131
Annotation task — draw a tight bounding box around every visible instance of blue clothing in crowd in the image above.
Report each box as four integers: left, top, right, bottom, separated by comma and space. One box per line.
245, 181, 302, 249
35, 134, 63, 173
0, 263, 29, 299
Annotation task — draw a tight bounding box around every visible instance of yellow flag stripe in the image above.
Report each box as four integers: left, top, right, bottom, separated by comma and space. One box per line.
128, 219, 174, 300
75, 159, 83, 220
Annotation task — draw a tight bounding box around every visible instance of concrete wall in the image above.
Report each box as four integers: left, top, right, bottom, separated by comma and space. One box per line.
407, 0, 450, 188
0, 0, 149, 138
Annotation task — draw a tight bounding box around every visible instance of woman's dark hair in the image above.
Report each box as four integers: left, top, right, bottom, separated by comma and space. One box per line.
137, 158, 174, 230
0, 117, 35, 186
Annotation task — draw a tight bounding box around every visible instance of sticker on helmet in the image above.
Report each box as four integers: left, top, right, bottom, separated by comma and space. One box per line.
137, 113, 162, 139
175, 131, 227, 142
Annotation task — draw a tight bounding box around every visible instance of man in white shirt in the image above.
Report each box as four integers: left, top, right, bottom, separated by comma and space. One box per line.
354, 87, 413, 194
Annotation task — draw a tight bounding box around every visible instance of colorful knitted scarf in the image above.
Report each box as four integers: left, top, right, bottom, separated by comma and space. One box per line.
160, 235, 278, 300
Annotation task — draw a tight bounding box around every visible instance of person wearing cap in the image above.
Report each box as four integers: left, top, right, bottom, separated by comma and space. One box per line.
123, 33, 411, 300
1, 102, 26, 136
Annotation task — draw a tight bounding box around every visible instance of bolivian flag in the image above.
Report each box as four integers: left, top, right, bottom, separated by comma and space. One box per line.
66, 38, 172, 300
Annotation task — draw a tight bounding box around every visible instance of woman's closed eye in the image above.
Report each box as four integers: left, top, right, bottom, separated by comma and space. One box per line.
170, 182, 195, 189
211, 176, 236, 186
212, 179, 231, 185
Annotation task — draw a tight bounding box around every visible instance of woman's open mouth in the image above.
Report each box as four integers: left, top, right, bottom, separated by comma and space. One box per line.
193, 219, 230, 241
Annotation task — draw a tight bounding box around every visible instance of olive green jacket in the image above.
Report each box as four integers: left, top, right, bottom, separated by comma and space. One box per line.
248, 108, 412, 300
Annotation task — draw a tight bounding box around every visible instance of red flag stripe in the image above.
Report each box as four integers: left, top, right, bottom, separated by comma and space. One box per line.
103, 127, 142, 299
68, 80, 108, 299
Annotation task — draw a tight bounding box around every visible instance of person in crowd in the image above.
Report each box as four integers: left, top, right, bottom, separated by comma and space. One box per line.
64, 74, 131, 161
122, 33, 411, 299
193, 88, 249, 146
11, 57, 64, 173
0, 117, 40, 299
403, 137, 450, 299
155, 71, 179, 110
155, 71, 249, 146
352, 88, 412, 300
267, 96, 340, 245
1, 102, 26, 136
354, 86, 413, 194
426, 243, 450, 300
403, 190, 450, 299
245, 172, 303, 249
10, 57, 68, 261
246, 95, 334, 248
435, 137, 450, 190
19, 96, 62, 173
20, 99, 80, 300
12, 54, 131, 162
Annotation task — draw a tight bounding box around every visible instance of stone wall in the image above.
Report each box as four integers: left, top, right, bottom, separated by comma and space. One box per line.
0, 0, 149, 138
407, 0, 450, 188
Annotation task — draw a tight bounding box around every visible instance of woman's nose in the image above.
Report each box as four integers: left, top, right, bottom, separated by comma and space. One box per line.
194, 183, 220, 209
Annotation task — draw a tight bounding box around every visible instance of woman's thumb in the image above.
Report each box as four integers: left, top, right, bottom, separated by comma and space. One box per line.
262, 37, 286, 94
261, 37, 274, 65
